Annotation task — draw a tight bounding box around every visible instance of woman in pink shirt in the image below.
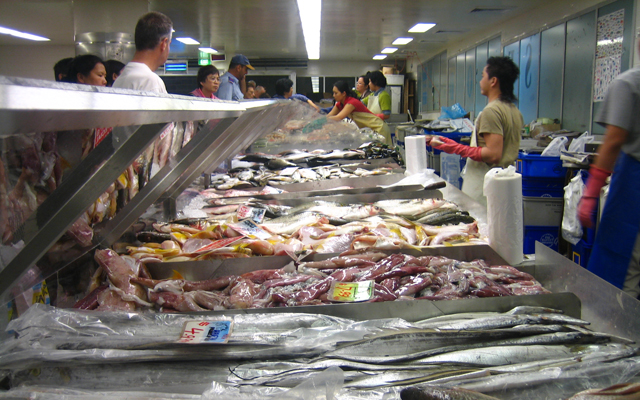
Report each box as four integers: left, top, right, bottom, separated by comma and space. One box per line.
327, 80, 391, 145
190, 65, 220, 99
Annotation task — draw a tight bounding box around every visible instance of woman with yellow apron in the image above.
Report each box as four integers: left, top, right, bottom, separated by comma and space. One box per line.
327, 80, 392, 145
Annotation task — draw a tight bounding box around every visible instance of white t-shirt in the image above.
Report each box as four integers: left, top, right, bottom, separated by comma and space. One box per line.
112, 62, 167, 93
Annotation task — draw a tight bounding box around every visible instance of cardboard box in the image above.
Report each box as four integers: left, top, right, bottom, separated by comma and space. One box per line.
530, 123, 561, 138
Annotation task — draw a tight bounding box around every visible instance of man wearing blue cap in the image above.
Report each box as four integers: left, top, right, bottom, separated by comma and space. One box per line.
215, 54, 254, 100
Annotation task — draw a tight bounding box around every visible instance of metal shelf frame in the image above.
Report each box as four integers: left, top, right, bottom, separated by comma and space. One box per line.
0, 76, 289, 299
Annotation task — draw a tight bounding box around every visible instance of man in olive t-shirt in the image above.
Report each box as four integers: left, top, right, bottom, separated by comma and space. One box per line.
428, 56, 523, 203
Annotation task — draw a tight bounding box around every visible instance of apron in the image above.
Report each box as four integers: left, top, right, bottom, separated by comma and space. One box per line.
350, 111, 392, 146
368, 92, 383, 115
587, 152, 640, 289
460, 114, 490, 205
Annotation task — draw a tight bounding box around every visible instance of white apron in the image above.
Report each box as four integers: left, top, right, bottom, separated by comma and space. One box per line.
368, 92, 382, 114
460, 113, 490, 205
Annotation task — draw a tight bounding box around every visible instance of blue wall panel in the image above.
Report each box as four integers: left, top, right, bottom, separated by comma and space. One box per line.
519, 33, 540, 125
465, 49, 476, 117
488, 36, 502, 58
475, 42, 488, 114
456, 54, 465, 106
563, 11, 596, 132
503, 41, 520, 104
448, 57, 456, 107
539, 24, 565, 121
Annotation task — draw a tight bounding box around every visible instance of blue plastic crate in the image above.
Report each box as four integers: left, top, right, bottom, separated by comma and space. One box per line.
572, 239, 592, 268
516, 152, 567, 179
524, 225, 559, 254
522, 177, 565, 198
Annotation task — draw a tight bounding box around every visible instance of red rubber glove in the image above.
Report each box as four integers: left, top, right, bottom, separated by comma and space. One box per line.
374, 113, 385, 119
431, 136, 484, 162
578, 165, 611, 228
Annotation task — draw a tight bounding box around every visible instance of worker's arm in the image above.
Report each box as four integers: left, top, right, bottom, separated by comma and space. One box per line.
307, 99, 321, 112
478, 132, 504, 165
326, 104, 340, 117
429, 131, 503, 164
578, 124, 628, 228
376, 91, 392, 120
328, 103, 355, 121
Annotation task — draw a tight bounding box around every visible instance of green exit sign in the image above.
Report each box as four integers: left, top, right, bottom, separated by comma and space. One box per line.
198, 51, 211, 65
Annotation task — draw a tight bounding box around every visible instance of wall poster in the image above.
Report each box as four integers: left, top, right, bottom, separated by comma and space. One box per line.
594, 9, 624, 101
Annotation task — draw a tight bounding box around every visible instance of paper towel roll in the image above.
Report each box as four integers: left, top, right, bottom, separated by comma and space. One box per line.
405, 135, 427, 175
484, 167, 523, 265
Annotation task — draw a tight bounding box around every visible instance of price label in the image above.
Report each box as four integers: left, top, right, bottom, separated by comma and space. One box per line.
228, 219, 272, 240
178, 320, 233, 344
237, 205, 266, 223
328, 280, 374, 302
94, 127, 113, 147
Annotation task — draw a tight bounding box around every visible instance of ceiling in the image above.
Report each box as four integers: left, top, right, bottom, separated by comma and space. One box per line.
0, 0, 547, 62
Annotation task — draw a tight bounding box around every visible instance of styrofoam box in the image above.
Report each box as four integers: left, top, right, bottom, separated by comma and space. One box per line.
523, 197, 563, 226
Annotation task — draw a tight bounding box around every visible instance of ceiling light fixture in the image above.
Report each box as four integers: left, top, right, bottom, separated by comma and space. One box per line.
0, 25, 49, 41
373, 54, 387, 60
296, 0, 321, 60
176, 37, 200, 45
381, 47, 398, 54
408, 23, 436, 33
198, 47, 219, 53
392, 37, 413, 45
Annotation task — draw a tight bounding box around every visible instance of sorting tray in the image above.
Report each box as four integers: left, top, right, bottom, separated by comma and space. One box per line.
146, 245, 582, 322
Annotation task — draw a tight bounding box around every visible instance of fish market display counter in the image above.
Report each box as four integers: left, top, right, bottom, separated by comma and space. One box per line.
1, 78, 639, 399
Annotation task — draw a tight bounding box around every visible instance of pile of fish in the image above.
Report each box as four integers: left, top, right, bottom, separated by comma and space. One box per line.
1, 303, 638, 399
209, 143, 401, 191
125, 198, 482, 264
75, 250, 546, 312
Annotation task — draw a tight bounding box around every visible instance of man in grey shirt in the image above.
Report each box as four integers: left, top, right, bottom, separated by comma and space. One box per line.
578, 46, 640, 297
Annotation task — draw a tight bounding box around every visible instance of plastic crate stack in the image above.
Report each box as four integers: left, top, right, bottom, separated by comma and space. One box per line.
425, 130, 470, 189
516, 152, 567, 254
572, 170, 597, 267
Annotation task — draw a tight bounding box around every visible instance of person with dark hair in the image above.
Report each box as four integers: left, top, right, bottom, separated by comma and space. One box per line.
113, 11, 173, 93
103, 60, 125, 87
577, 39, 640, 297
64, 55, 107, 86
428, 56, 523, 204
355, 74, 371, 102
363, 70, 391, 120
190, 65, 220, 99
273, 78, 320, 111
54, 57, 73, 82
215, 54, 254, 100
327, 80, 391, 144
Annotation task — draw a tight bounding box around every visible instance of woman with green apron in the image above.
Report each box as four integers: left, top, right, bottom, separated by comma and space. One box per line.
364, 70, 392, 121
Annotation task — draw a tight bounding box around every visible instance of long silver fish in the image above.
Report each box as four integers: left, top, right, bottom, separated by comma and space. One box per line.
374, 198, 449, 217
400, 386, 500, 400
259, 212, 328, 235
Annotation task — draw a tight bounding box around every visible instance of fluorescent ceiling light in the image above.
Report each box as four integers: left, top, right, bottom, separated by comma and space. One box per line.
176, 37, 200, 45
392, 37, 413, 45
0, 25, 49, 41
311, 76, 320, 93
297, 0, 321, 60
198, 47, 219, 53
373, 54, 387, 60
408, 23, 436, 33
381, 47, 398, 54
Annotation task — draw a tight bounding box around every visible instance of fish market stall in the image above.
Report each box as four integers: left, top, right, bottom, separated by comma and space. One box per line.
0, 78, 639, 399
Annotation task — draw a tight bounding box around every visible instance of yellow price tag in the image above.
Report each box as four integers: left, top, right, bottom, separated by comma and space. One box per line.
328, 281, 374, 302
